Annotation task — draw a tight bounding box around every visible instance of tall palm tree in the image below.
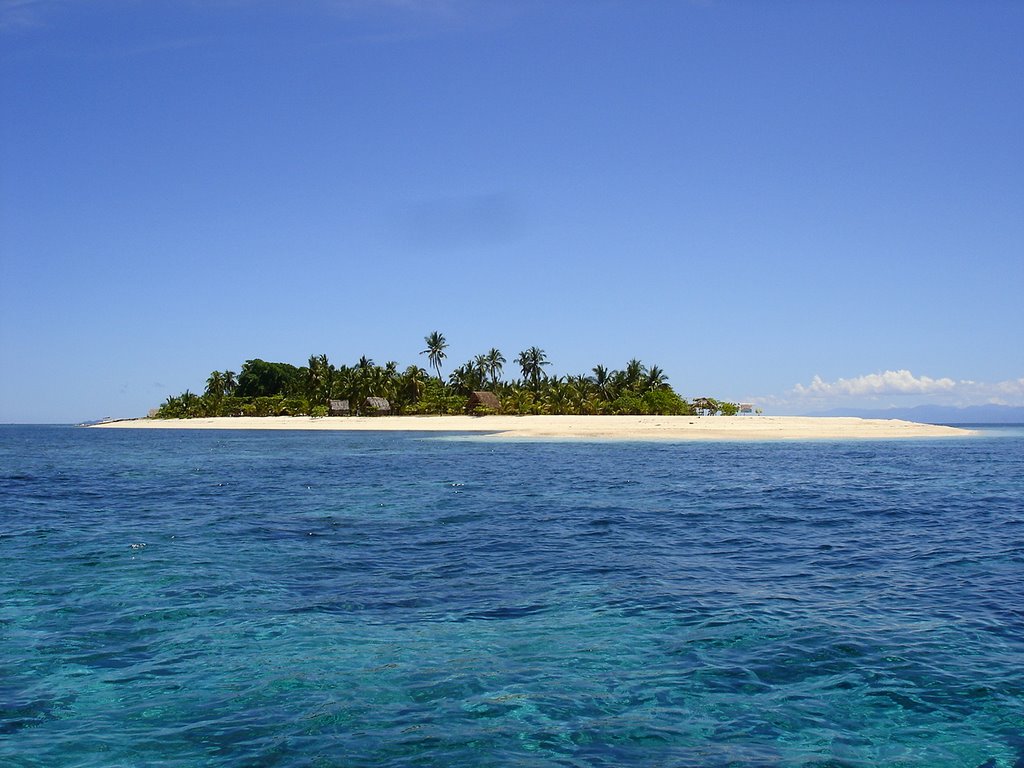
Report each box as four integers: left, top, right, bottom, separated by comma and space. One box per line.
645, 364, 668, 392
592, 364, 611, 401
399, 365, 427, 406
449, 361, 485, 395
474, 354, 489, 385
205, 371, 225, 399
332, 365, 354, 400
516, 346, 549, 390
485, 348, 505, 387
306, 354, 333, 406
624, 358, 646, 390
421, 331, 448, 382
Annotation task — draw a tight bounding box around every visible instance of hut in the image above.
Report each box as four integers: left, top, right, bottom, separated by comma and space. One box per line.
328, 399, 350, 416
691, 397, 718, 416
467, 391, 501, 414
363, 397, 391, 416
738, 403, 754, 415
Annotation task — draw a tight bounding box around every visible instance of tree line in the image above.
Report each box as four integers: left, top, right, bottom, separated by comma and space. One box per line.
155, 332, 740, 418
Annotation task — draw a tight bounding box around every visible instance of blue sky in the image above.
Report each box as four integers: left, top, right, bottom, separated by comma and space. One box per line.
2, 0, 1022, 422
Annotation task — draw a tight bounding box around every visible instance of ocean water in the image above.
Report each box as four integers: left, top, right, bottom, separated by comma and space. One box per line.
1, 425, 1022, 768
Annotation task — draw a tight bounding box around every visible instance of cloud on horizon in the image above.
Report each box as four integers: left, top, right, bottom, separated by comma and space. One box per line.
790, 370, 1024, 407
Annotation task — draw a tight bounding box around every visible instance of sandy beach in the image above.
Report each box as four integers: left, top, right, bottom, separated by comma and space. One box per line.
89, 415, 974, 440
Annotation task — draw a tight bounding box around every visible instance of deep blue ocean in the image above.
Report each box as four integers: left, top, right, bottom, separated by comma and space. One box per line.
1, 425, 1022, 767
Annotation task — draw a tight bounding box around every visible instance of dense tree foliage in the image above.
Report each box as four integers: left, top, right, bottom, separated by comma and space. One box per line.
155, 334, 740, 418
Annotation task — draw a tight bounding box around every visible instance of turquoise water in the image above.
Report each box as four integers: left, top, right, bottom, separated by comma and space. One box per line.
1, 425, 1022, 767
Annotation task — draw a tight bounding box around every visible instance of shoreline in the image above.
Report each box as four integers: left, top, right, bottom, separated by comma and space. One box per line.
88, 415, 975, 441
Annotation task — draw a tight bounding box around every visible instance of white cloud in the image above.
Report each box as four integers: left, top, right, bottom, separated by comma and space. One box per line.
789, 370, 1024, 407
794, 369, 957, 397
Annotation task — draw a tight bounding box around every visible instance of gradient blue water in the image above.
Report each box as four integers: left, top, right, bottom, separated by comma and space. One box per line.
1, 426, 1022, 767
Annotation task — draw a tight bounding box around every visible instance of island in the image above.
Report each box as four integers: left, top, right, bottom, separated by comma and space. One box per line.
90, 333, 974, 440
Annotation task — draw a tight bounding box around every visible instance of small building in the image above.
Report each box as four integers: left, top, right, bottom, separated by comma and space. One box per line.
328, 399, 350, 416
363, 397, 391, 416
692, 397, 717, 416
467, 391, 501, 414
738, 403, 754, 415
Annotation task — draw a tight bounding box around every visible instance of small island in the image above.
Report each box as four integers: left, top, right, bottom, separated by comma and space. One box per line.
93, 332, 973, 440
149, 332, 746, 420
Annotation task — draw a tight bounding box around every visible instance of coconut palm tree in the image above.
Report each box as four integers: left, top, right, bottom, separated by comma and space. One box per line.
543, 377, 571, 414
645, 364, 668, 392
205, 371, 225, 399
421, 331, 448, 383
449, 361, 485, 395
516, 346, 549, 390
399, 365, 427, 407
624, 358, 646, 390
485, 348, 505, 387
592, 364, 611, 401
305, 354, 333, 406
474, 354, 489, 384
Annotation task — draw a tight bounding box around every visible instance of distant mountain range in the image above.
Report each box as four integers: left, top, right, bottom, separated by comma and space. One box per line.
804, 404, 1024, 424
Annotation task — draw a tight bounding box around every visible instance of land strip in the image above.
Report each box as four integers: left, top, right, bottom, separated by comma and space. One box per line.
89, 415, 974, 440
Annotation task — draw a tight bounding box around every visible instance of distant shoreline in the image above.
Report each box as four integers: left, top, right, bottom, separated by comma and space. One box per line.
87, 415, 975, 441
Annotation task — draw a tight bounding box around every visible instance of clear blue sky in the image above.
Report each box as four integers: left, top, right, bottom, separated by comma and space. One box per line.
2, 0, 1022, 422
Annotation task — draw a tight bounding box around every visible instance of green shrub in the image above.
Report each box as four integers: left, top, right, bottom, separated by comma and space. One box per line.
281, 398, 309, 416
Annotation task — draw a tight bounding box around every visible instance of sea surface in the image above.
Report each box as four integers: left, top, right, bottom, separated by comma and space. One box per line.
1, 425, 1022, 767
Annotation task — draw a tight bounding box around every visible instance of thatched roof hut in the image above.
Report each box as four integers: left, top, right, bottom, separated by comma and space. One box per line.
328, 399, 350, 416
692, 397, 717, 416
467, 391, 500, 414
363, 397, 390, 415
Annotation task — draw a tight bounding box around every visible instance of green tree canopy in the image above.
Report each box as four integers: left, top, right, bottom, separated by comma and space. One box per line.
236, 359, 301, 398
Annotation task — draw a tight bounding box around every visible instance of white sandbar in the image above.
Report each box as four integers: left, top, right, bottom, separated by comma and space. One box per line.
89, 415, 974, 440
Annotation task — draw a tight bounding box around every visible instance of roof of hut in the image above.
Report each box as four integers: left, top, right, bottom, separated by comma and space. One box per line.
329, 399, 349, 410
691, 397, 718, 414
467, 391, 500, 412
364, 397, 390, 411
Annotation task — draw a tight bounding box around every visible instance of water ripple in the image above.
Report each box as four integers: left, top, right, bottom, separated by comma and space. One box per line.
0, 426, 1022, 767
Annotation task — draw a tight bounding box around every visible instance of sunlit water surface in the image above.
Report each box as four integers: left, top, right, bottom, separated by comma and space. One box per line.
1, 425, 1022, 767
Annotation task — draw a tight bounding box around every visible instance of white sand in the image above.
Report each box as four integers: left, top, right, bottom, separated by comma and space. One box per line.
89, 415, 974, 440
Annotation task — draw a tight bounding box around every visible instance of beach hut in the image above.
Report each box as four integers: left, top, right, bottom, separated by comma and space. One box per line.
328, 399, 350, 416
467, 391, 501, 414
738, 403, 754, 415
692, 397, 718, 416
363, 397, 391, 416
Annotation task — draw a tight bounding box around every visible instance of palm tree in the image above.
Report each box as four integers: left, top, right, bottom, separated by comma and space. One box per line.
474, 354, 489, 384
543, 377, 571, 414
449, 361, 485, 395
205, 371, 225, 399
399, 365, 427, 407
305, 354, 334, 406
592, 364, 611, 401
485, 348, 505, 387
180, 389, 200, 417
645, 364, 668, 392
421, 331, 448, 383
516, 346, 549, 390
624, 358, 646, 390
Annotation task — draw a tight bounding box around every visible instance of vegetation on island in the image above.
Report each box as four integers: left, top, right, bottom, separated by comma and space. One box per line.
155, 332, 740, 418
